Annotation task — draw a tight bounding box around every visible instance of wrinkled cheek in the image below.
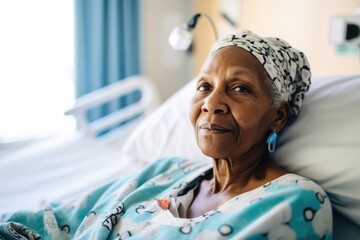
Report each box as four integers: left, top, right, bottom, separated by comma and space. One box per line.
196, 134, 213, 156
194, 127, 203, 148
189, 102, 201, 128
196, 131, 206, 146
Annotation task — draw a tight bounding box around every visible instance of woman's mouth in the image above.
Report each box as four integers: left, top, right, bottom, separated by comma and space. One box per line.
199, 123, 231, 133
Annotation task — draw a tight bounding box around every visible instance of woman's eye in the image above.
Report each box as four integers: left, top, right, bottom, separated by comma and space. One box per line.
234, 85, 250, 93
197, 84, 211, 91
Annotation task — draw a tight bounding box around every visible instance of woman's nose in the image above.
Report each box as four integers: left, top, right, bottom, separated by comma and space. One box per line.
201, 91, 229, 114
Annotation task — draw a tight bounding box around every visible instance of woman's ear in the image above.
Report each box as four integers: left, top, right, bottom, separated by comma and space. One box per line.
273, 102, 290, 132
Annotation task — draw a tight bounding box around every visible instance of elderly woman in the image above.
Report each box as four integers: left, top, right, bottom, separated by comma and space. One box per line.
0, 31, 332, 239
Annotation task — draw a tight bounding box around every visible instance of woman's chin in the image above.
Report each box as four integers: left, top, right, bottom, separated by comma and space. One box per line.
196, 137, 240, 159
199, 147, 229, 159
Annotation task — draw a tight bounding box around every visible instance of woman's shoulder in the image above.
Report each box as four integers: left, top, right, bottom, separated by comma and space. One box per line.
270, 173, 327, 194
262, 173, 333, 235
223, 173, 333, 239
263, 173, 330, 204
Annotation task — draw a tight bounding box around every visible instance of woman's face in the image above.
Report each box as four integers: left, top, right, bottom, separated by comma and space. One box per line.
189, 46, 278, 160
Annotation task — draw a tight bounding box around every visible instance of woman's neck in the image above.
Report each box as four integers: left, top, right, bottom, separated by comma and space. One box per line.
210, 148, 283, 194
186, 148, 286, 218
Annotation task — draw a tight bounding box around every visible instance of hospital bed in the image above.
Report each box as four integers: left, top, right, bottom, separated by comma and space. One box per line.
0, 74, 359, 239
0, 75, 160, 211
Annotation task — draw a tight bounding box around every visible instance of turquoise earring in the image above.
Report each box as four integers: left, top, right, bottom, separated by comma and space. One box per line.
266, 130, 277, 153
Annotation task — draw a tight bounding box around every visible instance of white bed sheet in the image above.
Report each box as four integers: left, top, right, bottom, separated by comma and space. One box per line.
0, 135, 144, 212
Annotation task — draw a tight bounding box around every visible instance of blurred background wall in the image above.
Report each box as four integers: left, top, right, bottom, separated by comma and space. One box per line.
141, 0, 194, 101
193, 0, 360, 78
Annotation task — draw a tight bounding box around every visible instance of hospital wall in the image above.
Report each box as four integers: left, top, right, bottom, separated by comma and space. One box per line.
141, 0, 194, 101
194, 0, 360, 77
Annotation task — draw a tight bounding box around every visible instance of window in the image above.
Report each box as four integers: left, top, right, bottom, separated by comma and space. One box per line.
0, 0, 75, 142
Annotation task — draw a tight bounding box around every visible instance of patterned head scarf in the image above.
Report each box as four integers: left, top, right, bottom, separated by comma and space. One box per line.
209, 30, 311, 124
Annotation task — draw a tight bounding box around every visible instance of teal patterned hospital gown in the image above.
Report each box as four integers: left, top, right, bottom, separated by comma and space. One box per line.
0, 157, 332, 239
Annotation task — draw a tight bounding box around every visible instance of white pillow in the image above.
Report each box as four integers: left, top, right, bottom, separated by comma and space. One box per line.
122, 79, 209, 163
275, 75, 360, 224
122, 75, 360, 224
